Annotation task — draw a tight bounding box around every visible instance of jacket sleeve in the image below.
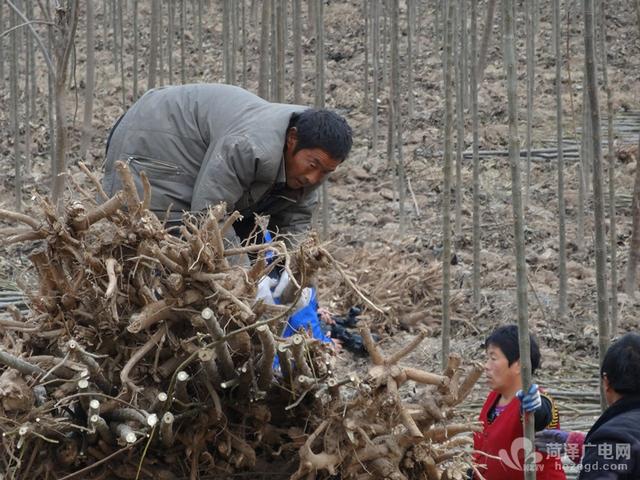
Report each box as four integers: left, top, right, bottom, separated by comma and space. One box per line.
268, 188, 318, 240
191, 135, 258, 254
191, 135, 258, 214
533, 395, 553, 431
577, 428, 639, 479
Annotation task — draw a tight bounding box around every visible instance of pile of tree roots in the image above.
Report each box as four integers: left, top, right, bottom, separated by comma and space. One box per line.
317, 246, 467, 333
0, 162, 482, 479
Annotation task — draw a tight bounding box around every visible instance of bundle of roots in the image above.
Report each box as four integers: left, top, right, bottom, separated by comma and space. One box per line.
317, 245, 467, 333
0, 162, 481, 480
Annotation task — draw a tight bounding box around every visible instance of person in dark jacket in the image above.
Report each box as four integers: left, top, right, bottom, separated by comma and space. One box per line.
102, 83, 352, 244
535, 332, 640, 480
473, 325, 566, 480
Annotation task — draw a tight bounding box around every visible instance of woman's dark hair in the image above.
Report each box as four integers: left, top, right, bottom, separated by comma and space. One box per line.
485, 325, 541, 374
601, 333, 640, 396
288, 109, 353, 162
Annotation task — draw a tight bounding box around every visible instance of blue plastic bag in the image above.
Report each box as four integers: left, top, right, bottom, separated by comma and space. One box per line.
281, 288, 331, 343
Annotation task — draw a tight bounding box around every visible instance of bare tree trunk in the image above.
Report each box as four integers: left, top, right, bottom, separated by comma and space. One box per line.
80, 0, 97, 161
132, 0, 139, 98
315, 0, 328, 240
310, 0, 323, 91
407, 0, 414, 118
477, 0, 496, 84
582, 72, 593, 197
270, 0, 277, 99
502, 0, 534, 474
363, 0, 369, 112
293, 0, 302, 103
583, 0, 610, 412
525, 0, 536, 205
459, 0, 467, 110
28, 1, 36, 116
158, 0, 165, 86
414, 0, 421, 58
231, 0, 238, 85
242, 0, 247, 88
454, 0, 463, 236
599, 0, 617, 334
554, 0, 567, 320
198, 0, 204, 53
148, 0, 160, 89
471, 0, 481, 311
47, 22, 56, 184
390, 0, 405, 233
24, 0, 33, 175
281, 0, 287, 54
168, 0, 175, 84
111, 0, 118, 74
117, 0, 125, 106
371, 0, 379, 156
10, 3, 22, 211
381, 3, 388, 91
51, 0, 80, 211
180, 0, 186, 84
577, 84, 589, 251
258, 0, 271, 98
386, 0, 397, 170
0, 2, 5, 91
223, 0, 231, 84
442, 0, 455, 369
307, 0, 315, 37
434, 0, 441, 53
564, 2, 585, 252
275, 0, 285, 102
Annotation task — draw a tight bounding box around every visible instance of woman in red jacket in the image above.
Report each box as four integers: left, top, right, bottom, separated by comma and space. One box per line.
473, 325, 566, 480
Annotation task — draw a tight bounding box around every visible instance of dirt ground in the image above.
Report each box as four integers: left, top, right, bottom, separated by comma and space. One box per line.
1, 0, 639, 476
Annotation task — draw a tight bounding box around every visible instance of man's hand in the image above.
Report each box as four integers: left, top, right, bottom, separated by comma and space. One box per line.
272, 271, 290, 299
255, 276, 277, 305
318, 307, 335, 325
293, 287, 312, 311
516, 383, 542, 412
271, 271, 311, 311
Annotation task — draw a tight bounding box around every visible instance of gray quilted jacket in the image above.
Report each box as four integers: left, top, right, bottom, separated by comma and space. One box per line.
102, 84, 317, 237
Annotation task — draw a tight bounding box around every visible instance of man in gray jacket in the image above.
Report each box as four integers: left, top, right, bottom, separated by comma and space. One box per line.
102, 83, 352, 243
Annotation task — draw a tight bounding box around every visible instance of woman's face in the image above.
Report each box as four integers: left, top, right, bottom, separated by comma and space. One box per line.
484, 344, 521, 393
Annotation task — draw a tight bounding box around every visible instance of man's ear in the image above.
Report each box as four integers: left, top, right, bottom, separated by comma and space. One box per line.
286, 127, 298, 150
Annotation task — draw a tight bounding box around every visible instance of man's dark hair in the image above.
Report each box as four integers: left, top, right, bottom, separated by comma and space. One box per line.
485, 324, 541, 374
288, 109, 353, 162
601, 332, 640, 396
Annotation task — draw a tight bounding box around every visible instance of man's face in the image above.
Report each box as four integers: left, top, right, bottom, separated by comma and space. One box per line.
284, 129, 340, 189
484, 344, 521, 393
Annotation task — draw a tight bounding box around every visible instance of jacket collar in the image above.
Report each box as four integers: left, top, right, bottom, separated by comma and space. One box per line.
275, 152, 287, 185
585, 395, 640, 442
